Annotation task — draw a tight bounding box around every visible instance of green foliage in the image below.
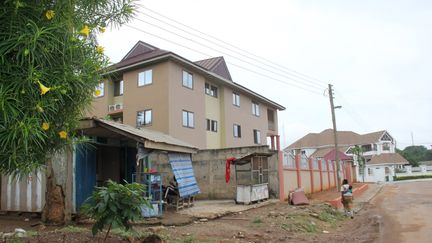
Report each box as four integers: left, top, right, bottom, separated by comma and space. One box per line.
81, 180, 150, 237
397, 145, 432, 167
59, 225, 87, 233
394, 175, 432, 181
0, 0, 136, 175
252, 217, 263, 224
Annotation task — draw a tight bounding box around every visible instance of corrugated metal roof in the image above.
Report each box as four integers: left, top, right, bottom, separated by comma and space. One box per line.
81, 118, 198, 153
194, 56, 233, 81
103, 41, 285, 110
195, 56, 221, 70
368, 153, 409, 165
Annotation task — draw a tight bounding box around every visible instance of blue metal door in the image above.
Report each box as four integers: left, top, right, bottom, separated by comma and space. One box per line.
75, 145, 96, 211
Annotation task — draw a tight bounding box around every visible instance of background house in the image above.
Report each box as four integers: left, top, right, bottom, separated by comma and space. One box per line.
87, 41, 285, 150
285, 129, 408, 183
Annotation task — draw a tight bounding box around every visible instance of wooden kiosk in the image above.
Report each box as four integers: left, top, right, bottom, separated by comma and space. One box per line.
232, 152, 273, 204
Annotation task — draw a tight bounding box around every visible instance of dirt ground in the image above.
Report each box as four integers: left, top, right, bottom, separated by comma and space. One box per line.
0, 201, 381, 243
0, 182, 396, 242
367, 180, 432, 243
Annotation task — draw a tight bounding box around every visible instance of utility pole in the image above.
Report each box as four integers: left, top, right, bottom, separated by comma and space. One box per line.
328, 84, 341, 191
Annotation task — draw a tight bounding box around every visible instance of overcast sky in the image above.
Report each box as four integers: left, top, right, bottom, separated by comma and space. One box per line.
99, 0, 432, 149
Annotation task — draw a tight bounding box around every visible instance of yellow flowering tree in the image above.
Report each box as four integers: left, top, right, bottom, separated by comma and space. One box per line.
0, 0, 136, 176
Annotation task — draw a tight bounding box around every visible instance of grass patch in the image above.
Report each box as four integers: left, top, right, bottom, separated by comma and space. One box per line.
59, 225, 87, 233
395, 175, 432, 181
252, 217, 263, 224
172, 238, 217, 243
111, 228, 149, 239
303, 223, 317, 233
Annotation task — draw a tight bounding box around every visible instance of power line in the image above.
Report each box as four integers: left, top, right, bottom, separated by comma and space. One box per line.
139, 6, 327, 88
334, 90, 372, 130
124, 24, 325, 96
133, 14, 325, 92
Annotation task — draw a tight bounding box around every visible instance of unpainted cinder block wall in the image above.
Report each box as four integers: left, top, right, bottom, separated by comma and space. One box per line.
191, 146, 279, 200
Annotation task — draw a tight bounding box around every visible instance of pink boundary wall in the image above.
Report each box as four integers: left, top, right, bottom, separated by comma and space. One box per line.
282, 154, 356, 200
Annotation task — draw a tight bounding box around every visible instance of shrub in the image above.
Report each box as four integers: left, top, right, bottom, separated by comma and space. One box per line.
81, 180, 150, 242
394, 175, 432, 181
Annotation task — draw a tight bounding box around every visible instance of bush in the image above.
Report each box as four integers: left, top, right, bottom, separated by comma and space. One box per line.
81, 180, 150, 242
394, 175, 432, 181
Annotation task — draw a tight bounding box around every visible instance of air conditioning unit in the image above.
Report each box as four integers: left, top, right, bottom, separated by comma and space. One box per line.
108, 104, 123, 112
115, 103, 123, 110
108, 105, 115, 112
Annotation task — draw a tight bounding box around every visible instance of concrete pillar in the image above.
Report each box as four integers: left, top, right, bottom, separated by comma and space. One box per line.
276, 135, 280, 151
405, 165, 412, 174
270, 135, 275, 150
420, 165, 427, 174
276, 135, 285, 201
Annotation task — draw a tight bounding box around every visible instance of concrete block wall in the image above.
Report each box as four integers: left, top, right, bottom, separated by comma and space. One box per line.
192, 146, 279, 200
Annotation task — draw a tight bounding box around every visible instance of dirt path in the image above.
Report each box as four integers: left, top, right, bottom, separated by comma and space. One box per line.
307, 180, 432, 243
369, 180, 432, 243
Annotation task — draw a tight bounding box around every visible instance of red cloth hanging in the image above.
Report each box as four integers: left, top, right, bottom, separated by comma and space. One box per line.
226, 157, 236, 183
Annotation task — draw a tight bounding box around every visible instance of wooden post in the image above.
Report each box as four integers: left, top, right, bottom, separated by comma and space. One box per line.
318, 159, 323, 191
328, 84, 341, 191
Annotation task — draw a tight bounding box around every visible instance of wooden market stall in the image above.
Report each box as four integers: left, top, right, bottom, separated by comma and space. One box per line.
232, 152, 273, 204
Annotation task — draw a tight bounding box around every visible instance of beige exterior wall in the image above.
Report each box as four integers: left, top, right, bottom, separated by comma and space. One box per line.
86, 79, 112, 118
167, 61, 207, 149
222, 86, 276, 148
86, 59, 280, 150
122, 63, 170, 133
204, 82, 222, 149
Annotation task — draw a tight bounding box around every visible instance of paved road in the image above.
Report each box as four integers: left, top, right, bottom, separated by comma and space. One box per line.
371, 180, 432, 243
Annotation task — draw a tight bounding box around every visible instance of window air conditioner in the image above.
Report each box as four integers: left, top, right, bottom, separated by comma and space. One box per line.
115, 103, 123, 110
108, 105, 115, 112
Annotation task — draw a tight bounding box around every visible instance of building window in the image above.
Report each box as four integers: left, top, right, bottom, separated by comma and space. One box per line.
205, 83, 218, 97
114, 80, 124, 96
233, 124, 241, 138
182, 71, 193, 89
95, 82, 104, 97
138, 70, 152, 86
206, 119, 217, 132
182, 110, 194, 128
367, 168, 373, 176
232, 92, 240, 106
361, 144, 372, 152
253, 129, 261, 144
252, 101, 260, 116
137, 109, 152, 127
383, 143, 390, 151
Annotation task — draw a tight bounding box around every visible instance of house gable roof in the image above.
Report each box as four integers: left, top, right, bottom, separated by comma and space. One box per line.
368, 153, 409, 165
286, 129, 395, 151
121, 41, 159, 61
195, 56, 233, 81
287, 129, 360, 150
104, 41, 285, 111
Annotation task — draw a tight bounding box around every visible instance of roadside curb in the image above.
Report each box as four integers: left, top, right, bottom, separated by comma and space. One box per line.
327, 184, 368, 208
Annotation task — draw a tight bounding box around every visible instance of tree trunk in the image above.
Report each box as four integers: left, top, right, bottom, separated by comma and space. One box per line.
42, 158, 66, 224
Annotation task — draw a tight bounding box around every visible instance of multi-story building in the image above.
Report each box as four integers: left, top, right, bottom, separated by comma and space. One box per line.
87, 41, 285, 149
284, 129, 408, 182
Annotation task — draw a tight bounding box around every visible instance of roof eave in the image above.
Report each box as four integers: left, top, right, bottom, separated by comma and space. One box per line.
103, 53, 285, 111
